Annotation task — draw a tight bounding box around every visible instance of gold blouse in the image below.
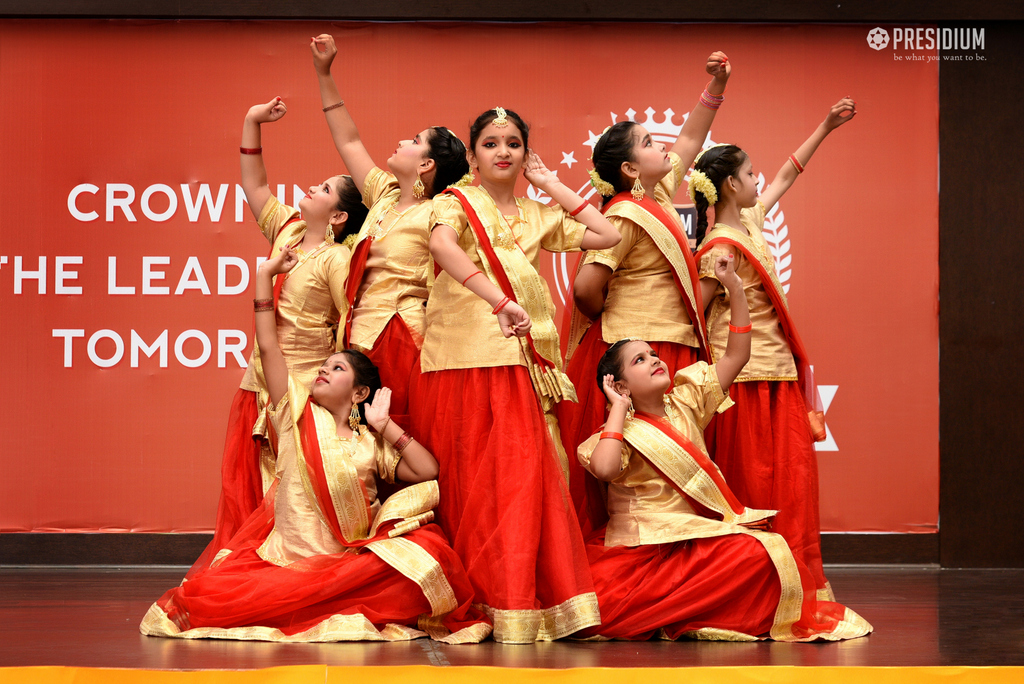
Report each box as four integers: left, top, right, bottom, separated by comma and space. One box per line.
239, 196, 351, 393
420, 191, 586, 372
584, 152, 698, 347
349, 168, 432, 351
698, 201, 798, 381
578, 362, 730, 547
259, 379, 401, 566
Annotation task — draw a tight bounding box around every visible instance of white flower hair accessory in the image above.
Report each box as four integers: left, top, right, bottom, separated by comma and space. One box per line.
687, 170, 718, 205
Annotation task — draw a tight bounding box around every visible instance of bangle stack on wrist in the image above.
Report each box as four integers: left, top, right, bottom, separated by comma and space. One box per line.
253, 298, 274, 312
699, 83, 725, 110
240, 147, 263, 155
729, 323, 753, 334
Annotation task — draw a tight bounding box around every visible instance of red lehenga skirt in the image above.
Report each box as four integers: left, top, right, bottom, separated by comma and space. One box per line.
558, 318, 700, 532
141, 486, 490, 643
188, 387, 265, 578
705, 379, 830, 598
577, 530, 871, 641
361, 314, 421, 429
409, 362, 600, 642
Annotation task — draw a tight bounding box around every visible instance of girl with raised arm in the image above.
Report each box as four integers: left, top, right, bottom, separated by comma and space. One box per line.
413, 108, 620, 642
693, 98, 857, 600
310, 34, 471, 427
560, 52, 730, 529
192, 97, 370, 577
575, 255, 870, 641
141, 248, 490, 644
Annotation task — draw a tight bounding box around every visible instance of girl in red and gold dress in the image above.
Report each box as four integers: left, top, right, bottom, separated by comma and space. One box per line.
141, 246, 490, 644
561, 51, 730, 529
694, 98, 857, 600
414, 108, 621, 642
310, 35, 472, 428
576, 253, 870, 642
194, 96, 369, 576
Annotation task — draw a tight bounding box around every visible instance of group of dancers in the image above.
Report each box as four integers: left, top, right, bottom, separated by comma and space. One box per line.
140, 35, 873, 645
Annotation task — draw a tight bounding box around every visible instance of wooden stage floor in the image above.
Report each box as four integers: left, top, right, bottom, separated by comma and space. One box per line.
1, 566, 1022, 670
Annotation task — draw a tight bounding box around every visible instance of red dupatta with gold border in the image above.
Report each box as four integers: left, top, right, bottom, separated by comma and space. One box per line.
695, 230, 826, 441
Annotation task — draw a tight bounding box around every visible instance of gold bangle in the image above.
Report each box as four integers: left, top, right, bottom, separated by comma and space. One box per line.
254, 298, 274, 312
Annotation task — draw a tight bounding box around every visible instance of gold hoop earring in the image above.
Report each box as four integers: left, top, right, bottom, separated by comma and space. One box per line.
349, 403, 361, 430
631, 177, 645, 202
412, 178, 425, 199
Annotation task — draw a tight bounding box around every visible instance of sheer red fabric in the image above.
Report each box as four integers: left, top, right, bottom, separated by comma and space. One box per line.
705, 380, 828, 594
409, 363, 595, 613
157, 486, 484, 638
558, 318, 699, 533
579, 530, 859, 641
362, 314, 420, 429
187, 388, 263, 578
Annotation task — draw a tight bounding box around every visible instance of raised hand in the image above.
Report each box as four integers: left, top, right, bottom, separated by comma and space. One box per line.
706, 51, 731, 82
714, 253, 742, 292
522, 149, 559, 189
364, 387, 392, 432
497, 300, 532, 338
248, 97, 287, 125
824, 97, 857, 131
310, 34, 338, 75
602, 374, 631, 412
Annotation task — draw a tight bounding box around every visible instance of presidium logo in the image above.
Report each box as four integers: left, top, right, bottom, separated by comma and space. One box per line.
867, 27, 890, 50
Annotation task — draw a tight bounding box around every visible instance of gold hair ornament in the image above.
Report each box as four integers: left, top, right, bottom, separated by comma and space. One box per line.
448, 171, 475, 188
693, 142, 731, 166
492, 106, 509, 127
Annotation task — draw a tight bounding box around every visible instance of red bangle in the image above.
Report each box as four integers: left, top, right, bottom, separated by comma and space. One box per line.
393, 431, 414, 453
461, 270, 482, 287
569, 199, 589, 217
491, 296, 511, 315
729, 323, 753, 334
599, 431, 624, 441
788, 154, 805, 174
240, 147, 263, 155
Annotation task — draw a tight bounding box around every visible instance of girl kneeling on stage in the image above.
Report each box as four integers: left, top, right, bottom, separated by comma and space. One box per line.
574, 254, 871, 642
140, 247, 490, 644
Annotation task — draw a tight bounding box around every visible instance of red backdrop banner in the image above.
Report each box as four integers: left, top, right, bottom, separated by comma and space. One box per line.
0, 21, 938, 533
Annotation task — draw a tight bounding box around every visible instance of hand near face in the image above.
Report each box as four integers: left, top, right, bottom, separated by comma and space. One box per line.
364, 388, 392, 432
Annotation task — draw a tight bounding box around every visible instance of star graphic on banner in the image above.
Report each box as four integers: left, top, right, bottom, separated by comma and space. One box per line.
561, 151, 577, 168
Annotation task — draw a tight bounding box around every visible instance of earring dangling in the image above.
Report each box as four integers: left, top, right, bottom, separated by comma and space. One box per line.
412, 178, 425, 199
631, 177, 645, 202
325, 225, 336, 245
626, 399, 636, 422
349, 403, 361, 430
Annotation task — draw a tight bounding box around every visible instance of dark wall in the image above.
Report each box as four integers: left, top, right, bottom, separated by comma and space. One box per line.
0, 3, 1021, 567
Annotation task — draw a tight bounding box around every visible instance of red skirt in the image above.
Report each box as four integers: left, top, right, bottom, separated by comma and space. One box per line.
150, 491, 488, 641
705, 380, 829, 595
362, 314, 420, 429
579, 530, 867, 641
188, 387, 264, 578
409, 363, 597, 636
558, 318, 699, 532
